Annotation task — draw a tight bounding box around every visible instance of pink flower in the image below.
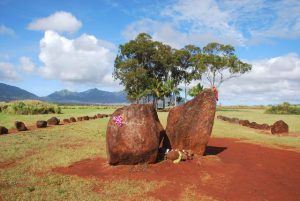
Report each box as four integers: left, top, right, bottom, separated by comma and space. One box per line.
113, 115, 123, 127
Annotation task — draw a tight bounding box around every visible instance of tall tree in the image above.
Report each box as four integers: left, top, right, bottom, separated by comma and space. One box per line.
113, 33, 156, 103
196, 42, 252, 88
174, 45, 201, 102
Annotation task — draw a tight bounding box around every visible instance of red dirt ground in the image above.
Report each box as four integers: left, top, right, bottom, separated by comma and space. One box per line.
53, 138, 300, 201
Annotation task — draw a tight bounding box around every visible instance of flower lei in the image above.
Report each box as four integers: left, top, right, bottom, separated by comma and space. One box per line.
113, 114, 123, 127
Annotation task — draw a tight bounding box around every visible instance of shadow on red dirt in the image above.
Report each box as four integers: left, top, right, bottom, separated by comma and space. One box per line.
53, 138, 300, 201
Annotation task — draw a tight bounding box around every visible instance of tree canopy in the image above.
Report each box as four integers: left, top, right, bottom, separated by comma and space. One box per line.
113, 33, 252, 108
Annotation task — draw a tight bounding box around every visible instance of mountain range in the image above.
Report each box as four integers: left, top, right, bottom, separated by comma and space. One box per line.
0, 83, 128, 104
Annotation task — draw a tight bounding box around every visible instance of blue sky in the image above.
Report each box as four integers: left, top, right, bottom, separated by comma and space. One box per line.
0, 0, 300, 105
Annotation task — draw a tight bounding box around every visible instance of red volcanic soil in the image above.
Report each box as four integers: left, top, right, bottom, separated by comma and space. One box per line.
53, 138, 300, 201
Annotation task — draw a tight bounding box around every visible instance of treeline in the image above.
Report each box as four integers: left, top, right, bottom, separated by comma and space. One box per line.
266, 102, 300, 115
0, 100, 61, 115
113, 33, 251, 108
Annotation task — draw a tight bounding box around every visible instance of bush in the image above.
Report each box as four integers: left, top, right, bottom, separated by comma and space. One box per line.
265, 102, 300, 115
0, 100, 61, 115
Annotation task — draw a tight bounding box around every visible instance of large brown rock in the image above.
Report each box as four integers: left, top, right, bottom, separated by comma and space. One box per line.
36, 120, 47, 128
166, 89, 217, 155
0, 126, 8, 135
271, 120, 289, 134
47, 117, 60, 125
15, 121, 27, 131
106, 104, 163, 165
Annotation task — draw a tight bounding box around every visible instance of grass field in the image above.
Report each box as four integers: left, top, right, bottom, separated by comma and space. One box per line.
0, 107, 300, 200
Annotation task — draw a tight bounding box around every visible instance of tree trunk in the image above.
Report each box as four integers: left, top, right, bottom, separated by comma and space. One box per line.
152, 96, 157, 109
184, 82, 187, 103
163, 96, 165, 109
174, 93, 177, 107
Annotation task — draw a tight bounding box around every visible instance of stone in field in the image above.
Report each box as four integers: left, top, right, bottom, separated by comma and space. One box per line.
47, 117, 60, 125
240, 120, 250, 127
82, 116, 89, 120
106, 104, 163, 165
259, 123, 271, 130
15, 121, 27, 131
0, 126, 8, 135
166, 89, 216, 155
63, 119, 70, 124
36, 120, 47, 128
70, 117, 76, 122
271, 120, 288, 134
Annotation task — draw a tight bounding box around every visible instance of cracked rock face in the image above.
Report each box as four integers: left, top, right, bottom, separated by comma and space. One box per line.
166, 89, 216, 155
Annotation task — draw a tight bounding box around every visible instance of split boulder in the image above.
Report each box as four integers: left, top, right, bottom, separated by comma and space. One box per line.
166, 89, 216, 155
106, 104, 163, 165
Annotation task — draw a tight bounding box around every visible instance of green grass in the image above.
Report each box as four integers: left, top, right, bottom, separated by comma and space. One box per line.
0, 107, 300, 200
216, 108, 300, 133
0, 107, 116, 129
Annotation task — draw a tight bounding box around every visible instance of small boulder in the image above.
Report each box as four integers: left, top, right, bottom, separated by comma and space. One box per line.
0, 126, 8, 135
106, 104, 163, 165
249, 122, 259, 129
63, 119, 70, 124
83, 116, 89, 120
240, 120, 250, 127
166, 89, 216, 155
15, 121, 27, 131
47, 117, 60, 125
36, 120, 47, 128
271, 120, 288, 134
229, 118, 239, 124
166, 150, 180, 161
259, 123, 271, 130
70, 117, 76, 122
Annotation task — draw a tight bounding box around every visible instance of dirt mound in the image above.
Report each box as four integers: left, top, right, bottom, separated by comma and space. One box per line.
53, 138, 300, 201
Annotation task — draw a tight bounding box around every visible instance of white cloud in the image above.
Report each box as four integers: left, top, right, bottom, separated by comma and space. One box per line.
0, 24, 15, 36
123, 0, 300, 48
19, 57, 36, 73
38, 30, 118, 88
28, 11, 82, 33
0, 62, 19, 80
218, 53, 300, 104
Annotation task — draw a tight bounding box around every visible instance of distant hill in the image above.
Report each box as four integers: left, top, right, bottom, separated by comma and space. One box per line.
44, 88, 128, 104
0, 83, 39, 101
0, 83, 128, 104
